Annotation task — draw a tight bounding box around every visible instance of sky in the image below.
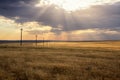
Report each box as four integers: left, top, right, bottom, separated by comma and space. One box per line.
0, 0, 120, 40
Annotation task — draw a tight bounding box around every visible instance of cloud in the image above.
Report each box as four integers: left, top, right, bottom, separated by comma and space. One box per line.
0, 0, 120, 30
69, 29, 120, 40
0, 15, 120, 40
0, 0, 120, 40
0, 16, 54, 40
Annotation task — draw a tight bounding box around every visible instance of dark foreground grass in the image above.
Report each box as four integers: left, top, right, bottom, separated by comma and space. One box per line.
0, 42, 120, 80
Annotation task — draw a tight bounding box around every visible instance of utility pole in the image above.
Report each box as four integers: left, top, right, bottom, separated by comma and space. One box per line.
47, 32, 49, 48
43, 32, 44, 47
43, 37, 44, 47
20, 28, 23, 46
36, 35, 38, 47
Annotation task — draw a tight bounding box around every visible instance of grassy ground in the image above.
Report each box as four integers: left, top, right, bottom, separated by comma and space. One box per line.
0, 41, 120, 80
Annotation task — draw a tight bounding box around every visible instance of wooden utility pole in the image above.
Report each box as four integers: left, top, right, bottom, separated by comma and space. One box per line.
43, 32, 44, 47
43, 37, 44, 47
20, 28, 23, 46
36, 35, 38, 47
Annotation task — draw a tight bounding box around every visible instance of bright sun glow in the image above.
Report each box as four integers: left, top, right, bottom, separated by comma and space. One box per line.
47, 0, 97, 11
36, 0, 119, 11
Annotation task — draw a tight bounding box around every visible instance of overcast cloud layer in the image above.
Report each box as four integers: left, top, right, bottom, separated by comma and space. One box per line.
0, 0, 120, 40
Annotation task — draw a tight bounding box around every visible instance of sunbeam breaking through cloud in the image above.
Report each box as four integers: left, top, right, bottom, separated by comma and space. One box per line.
0, 0, 120, 40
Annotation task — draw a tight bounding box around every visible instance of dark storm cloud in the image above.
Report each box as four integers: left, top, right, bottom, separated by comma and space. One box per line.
70, 2, 120, 30
0, 0, 38, 18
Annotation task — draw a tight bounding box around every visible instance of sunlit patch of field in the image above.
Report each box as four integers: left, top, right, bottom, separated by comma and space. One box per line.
42, 41, 120, 48
0, 41, 120, 80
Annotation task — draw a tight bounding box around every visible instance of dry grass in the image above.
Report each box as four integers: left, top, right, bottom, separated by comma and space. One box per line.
0, 41, 120, 80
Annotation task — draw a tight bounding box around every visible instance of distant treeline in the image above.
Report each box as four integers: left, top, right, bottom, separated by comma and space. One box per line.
0, 40, 69, 43
0, 40, 120, 44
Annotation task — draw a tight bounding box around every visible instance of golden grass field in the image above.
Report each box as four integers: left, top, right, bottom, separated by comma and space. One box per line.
0, 41, 120, 80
